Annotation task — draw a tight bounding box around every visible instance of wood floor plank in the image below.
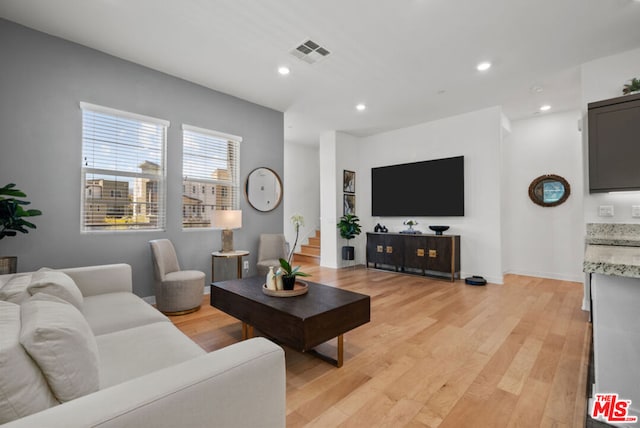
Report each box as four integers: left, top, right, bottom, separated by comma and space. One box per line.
170, 265, 590, 427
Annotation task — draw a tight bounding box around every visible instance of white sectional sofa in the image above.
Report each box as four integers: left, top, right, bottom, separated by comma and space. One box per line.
0, 263, 285, 427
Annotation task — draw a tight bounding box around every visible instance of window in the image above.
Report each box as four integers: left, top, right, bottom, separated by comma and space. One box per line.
81, 102, 168, 231
182, 124, 241, 228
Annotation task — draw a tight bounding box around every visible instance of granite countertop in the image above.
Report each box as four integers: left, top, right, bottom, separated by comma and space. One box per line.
584, 244, 640, 278
585, 223, 640, 247
584, 224, 640, 278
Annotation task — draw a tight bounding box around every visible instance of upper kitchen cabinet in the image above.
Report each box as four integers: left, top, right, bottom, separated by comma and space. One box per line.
588, 91, 640, 193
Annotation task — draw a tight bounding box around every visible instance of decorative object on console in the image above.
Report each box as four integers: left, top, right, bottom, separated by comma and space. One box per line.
401, 219, 421, 234
374, 223, 382, 232
381, 225, 388, 233
465, 275, 487, 286
212, 210, 242, 253
0, 183, 42, 274
428, 225, 450, 235
528, 174, 570, 207
337, 213, 362, 260
623, 77, 640, 95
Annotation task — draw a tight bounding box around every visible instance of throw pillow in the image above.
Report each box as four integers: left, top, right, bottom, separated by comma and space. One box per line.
20, 293, 100, 403
27, 270, 84, 311
0, 273, 32, 304
0, 301, 58, 424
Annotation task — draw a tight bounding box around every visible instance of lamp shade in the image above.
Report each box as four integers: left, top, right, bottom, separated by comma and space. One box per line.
212, 210, 242, 230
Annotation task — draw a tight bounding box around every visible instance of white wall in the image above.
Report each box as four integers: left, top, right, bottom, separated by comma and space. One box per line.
357, 107, 505, 283
283, 141, 320, 253
502, 110, 584, 281
581, 47, 640, 223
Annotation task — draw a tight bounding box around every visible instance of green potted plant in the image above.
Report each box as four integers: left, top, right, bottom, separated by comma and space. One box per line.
278, 214, 310, 290
0, 183, 42, 274
623, 77, 640, 95
337, 213, 361, 260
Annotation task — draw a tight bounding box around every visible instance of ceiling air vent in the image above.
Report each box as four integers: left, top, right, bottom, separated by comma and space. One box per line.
289, 39, 331, 64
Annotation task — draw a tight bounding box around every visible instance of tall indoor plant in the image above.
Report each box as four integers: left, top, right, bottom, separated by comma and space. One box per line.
279, 214, 310, 290
337, 213, 361, 260
0, 183, 42, 273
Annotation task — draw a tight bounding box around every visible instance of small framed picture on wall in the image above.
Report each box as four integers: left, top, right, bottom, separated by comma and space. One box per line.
344, 194, 355, 215
343, 170, 355, 193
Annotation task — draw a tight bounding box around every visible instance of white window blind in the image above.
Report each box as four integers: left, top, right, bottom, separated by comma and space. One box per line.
182, 124, 241, 228
80, 103, 168, 232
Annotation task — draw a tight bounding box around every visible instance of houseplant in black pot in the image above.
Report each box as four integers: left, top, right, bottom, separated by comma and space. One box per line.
278, 214, 310, 290
337, 213, 361, 260
0, 183, 42, 274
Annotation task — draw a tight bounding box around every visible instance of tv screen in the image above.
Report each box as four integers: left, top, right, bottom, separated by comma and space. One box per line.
371, 156, 464, 216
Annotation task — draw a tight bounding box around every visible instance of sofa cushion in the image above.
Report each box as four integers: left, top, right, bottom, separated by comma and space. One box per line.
0, 301, 58, 424
27, 270, 84, 311
0, 273, 32, 304
82, 292, 168, 336
20, 293, 100, 403
96, 322, 205, 388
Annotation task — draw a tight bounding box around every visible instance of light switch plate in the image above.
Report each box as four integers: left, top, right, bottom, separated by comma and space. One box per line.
599, 205, 614, 217
243, 260, 249, 270
632, 206, 640, 218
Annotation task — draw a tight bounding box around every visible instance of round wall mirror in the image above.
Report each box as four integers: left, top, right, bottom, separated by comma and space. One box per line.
245, 167, 283, 212
528, 174, 571, 207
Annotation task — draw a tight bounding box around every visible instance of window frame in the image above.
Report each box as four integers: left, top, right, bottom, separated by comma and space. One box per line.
181, 124, 242, 230
80, 102, 169, 233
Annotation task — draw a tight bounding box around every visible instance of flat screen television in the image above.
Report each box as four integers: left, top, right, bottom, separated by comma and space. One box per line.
371, 156, 464, 216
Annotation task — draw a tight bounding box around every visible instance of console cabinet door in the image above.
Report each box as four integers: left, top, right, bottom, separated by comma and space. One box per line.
425, 236, 452, 273
366, 233, 386, 266
404, 235, 427, 271
384, 235, 403, 268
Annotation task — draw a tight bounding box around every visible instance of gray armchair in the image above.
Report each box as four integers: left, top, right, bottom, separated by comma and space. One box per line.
149, 239, 205, 315
256, 234, 288, 276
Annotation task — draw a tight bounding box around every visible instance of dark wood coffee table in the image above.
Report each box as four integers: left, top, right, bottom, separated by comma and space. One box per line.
210, 276, 370, 367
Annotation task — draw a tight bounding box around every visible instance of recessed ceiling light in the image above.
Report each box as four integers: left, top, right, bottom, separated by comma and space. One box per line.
476, 62, 492, 71
540, 105, 551, 111
356, 103, 366, 111
278, 66, 290, 75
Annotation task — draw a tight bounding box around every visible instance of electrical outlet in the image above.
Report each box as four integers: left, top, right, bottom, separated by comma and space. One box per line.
243, 260, 249, 270
633, 206, 640, 218
599, 205, 614, 217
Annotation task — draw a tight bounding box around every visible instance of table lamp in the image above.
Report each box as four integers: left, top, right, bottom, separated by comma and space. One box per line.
212, 210, 242, 253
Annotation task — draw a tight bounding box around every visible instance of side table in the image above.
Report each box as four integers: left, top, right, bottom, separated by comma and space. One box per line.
211, 250, 249, 282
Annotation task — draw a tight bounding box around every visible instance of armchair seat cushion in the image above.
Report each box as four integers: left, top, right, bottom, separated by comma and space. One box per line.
164, 270, 205, 284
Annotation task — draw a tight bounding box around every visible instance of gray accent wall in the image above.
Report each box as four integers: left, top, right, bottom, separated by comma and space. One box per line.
0, 19, 284, 297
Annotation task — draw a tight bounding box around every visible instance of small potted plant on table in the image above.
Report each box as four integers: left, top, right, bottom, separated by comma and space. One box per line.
279, 214, 310, 290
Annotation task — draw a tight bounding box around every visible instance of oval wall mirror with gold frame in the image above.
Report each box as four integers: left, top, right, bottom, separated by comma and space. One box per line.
528, 174, 571, 207
245, 167, 283, 212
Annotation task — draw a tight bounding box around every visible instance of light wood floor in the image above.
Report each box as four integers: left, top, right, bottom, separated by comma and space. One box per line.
169, 264, 591, 428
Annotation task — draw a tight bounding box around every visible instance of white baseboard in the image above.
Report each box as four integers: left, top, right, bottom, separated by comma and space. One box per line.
502, 269, 584, 283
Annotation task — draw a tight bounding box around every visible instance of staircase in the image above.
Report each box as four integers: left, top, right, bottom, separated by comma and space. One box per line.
293, 230, 320, 265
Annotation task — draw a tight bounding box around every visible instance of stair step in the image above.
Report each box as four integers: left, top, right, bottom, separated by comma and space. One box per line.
308, 237, 320, 247
301, 244, 320, 256
314, 230, 321, 238
293, 252, 319, 265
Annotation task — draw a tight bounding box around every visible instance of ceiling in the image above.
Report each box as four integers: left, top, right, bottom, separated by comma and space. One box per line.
1, 0, 640, 145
